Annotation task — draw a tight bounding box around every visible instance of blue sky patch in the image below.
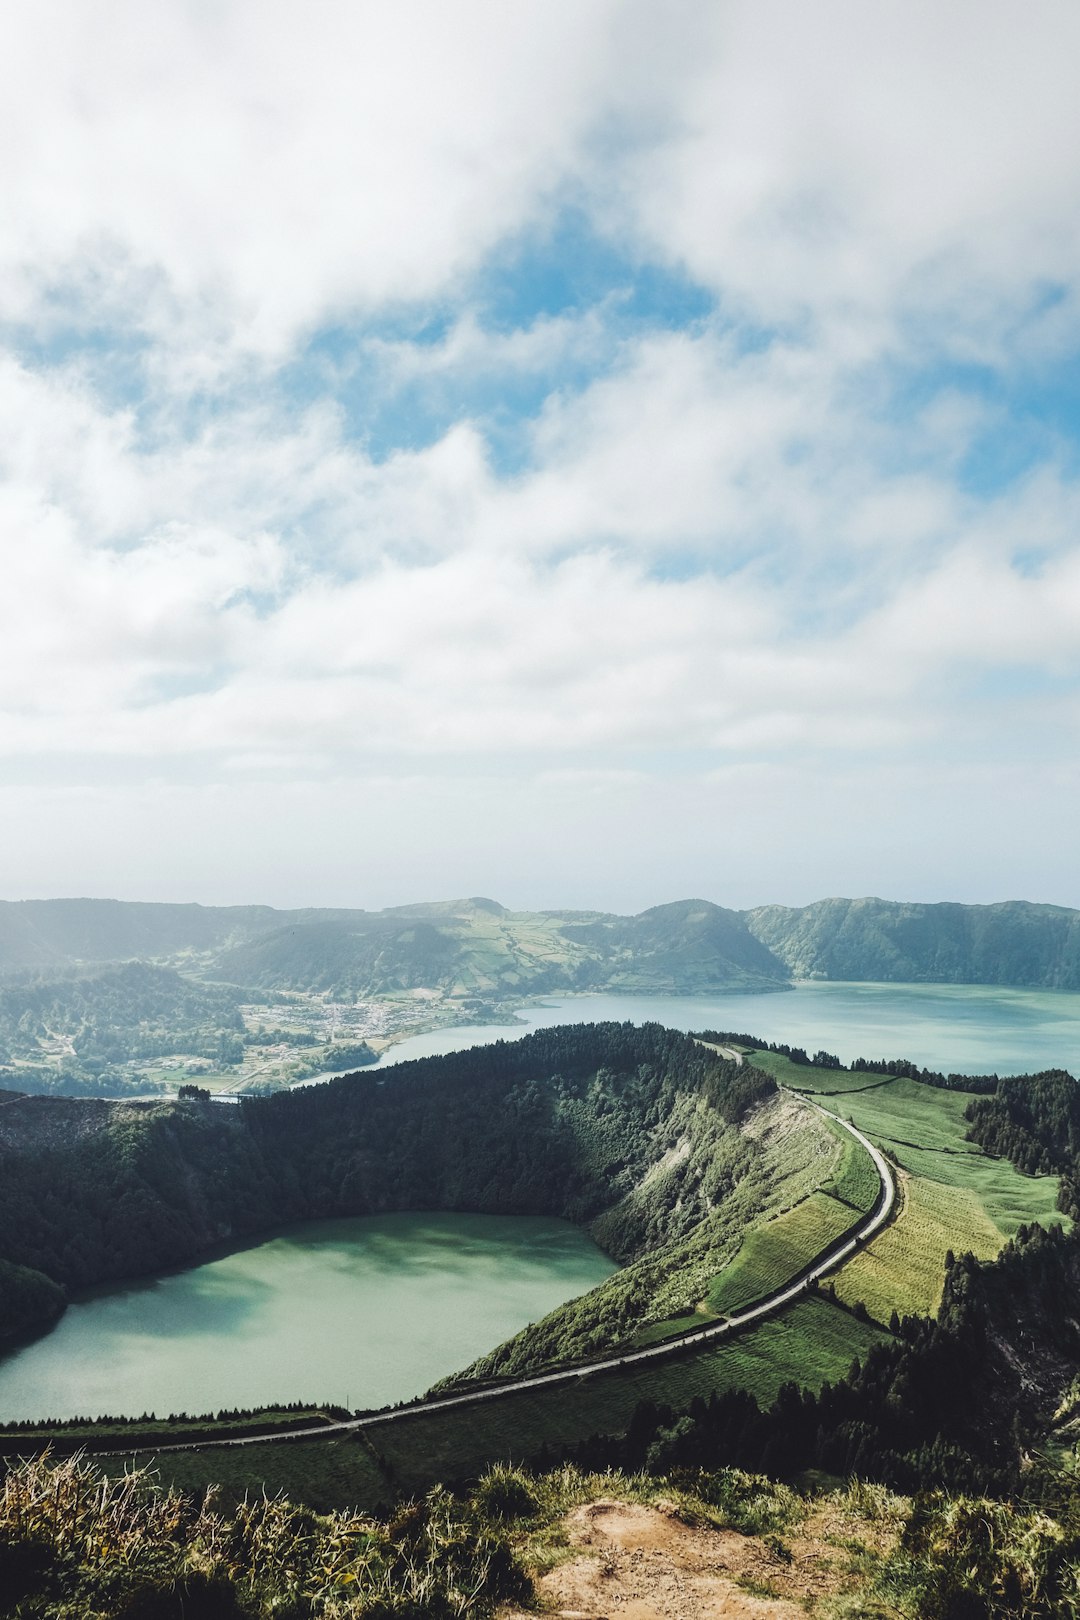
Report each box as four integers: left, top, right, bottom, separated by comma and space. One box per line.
473, 206, 714, 332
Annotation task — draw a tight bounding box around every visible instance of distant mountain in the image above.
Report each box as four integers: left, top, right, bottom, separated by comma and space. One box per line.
213, 917, 466, 997
557, 900, 787, 993
746, 897, 1080, 989
211, 898, 787, 999
0, 898, 285, 971
0, 896, 786, 998
2, 892, 1080, 996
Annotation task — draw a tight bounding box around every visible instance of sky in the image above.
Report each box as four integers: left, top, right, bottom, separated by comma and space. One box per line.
2, 0, 1080, 914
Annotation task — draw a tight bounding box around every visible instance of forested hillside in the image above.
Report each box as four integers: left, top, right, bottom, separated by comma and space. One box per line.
0, 1023, 780, 1349
0, 898, 283, 970
0, 962, 249, 1096
747, 896, 1080, 987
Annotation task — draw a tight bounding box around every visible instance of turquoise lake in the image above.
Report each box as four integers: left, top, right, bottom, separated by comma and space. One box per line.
0, 1213, 616, 1421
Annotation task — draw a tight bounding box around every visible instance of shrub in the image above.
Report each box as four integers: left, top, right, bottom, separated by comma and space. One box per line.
471, 1464, 539, 1522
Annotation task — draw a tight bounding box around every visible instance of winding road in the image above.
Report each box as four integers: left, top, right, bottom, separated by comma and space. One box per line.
127, 1089, 896, 1455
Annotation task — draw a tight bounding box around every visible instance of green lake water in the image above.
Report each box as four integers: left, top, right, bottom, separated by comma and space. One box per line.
0, 1213, 616, 1422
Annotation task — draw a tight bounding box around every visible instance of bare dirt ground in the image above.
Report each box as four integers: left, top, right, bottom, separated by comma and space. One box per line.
505, 1495, 899, 1620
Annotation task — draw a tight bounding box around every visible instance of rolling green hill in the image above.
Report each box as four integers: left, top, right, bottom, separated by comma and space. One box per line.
197, 898, 793, 999
0, 896, 790, 997
6, 892, 1080, 999
749, 1046, 1067, 1323
0, 961, 250, 1095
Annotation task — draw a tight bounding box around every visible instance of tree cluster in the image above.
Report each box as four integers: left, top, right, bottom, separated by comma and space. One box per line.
851, 1054, 1000, 1093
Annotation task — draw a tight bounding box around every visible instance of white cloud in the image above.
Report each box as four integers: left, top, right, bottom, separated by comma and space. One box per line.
1, 2, 1080, 904
0, 0, 644, 357
0, 305, 1076, 781
621, 0, 1080, 341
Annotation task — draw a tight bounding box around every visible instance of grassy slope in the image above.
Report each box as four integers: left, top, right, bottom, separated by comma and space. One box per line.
706, 1190, 860, 1314
832, 1171, 1005, 1318
820, 1118, 884, 1212
453, 1089, 847, 1381
700, 1111, 884, 1320
751, 1050, 1067, 1321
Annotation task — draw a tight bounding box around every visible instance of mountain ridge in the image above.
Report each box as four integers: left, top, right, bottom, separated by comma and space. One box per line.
1, 893, 1080, 992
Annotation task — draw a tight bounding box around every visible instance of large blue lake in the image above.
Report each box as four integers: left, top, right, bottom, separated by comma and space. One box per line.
373, 982, 1080, 1078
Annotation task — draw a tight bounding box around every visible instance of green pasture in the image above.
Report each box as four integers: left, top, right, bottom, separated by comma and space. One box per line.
880, 1142, 1064, 1235
755, 1052, 1063, 1222
819, 1119, 882, 1213
0, 1408, 342, 1458
706, 1190, 859, 1315
831, 1173, 1008, 1321
753, 1053, 977, 1152
750, 1049, 1067, 1322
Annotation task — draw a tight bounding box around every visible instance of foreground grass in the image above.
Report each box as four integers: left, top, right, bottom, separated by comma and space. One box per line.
7, 1452, 1080, 1620
0, 1451, 527, 1620
510, 1464, 1080, 1620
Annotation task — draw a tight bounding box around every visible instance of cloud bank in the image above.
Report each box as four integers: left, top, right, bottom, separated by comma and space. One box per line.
1, 0, 1078, 908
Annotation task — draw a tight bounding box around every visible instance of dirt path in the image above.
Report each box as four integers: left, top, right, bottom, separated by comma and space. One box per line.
505, 1496, 896, 1620
523, 1498, 800, 1618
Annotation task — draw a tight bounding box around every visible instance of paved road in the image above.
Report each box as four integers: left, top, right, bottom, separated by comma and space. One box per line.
126, 1090, 895, 1456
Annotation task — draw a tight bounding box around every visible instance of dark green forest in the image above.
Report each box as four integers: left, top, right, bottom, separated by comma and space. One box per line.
746, 895, 1080, 988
